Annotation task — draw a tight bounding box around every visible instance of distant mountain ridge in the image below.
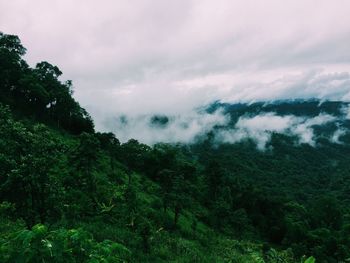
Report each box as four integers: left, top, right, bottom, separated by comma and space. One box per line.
145, 100, 350, 147
1, 32, 350, 262
209, 99, 349, 118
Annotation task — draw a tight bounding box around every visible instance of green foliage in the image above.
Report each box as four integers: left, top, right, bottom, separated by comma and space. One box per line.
0, 224, 130, 263
0, 32, 347, 262
303, 256, 315, 263
0, 32, 94, 134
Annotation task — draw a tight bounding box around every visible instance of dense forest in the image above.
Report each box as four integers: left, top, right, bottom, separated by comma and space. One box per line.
1, 32, 349, 262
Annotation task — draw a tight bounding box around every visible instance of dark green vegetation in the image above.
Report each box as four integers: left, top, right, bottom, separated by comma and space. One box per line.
0, 32, 348, 262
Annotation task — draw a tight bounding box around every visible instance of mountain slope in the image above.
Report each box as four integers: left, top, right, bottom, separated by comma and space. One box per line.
0, 32, 347, 262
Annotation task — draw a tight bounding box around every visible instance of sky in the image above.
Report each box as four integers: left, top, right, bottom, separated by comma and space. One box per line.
1, 0, 350, 143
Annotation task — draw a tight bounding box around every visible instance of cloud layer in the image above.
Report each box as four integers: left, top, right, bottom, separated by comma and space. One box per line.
1, 0, 350, 142
103, 110, 229, 144
101, 103, 350, 150
216, 113, 338, 150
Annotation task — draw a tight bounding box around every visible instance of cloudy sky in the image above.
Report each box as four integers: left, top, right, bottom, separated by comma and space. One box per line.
1, 0, 350, 136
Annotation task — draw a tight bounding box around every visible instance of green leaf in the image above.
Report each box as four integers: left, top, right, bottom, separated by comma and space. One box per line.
304, 256, 316, 263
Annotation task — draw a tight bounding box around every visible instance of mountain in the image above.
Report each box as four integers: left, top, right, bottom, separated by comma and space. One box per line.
207, 100, 350, 145
1, 32, 348, 263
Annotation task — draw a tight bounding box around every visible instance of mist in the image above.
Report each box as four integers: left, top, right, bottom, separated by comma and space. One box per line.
216, 112, 338, 150
101, 109, 229, 145
1, 1, 350, 128
96, 101, 350, 150
2, 1, 350, 148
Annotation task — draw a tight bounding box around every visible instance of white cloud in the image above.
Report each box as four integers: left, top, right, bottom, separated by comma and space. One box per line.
330, 128, 346, 144
103, 109, 229, 145
216, 113, 337, 150
1, 1, 350, 115
1, 0, 350, 141
292, 114, 337, 145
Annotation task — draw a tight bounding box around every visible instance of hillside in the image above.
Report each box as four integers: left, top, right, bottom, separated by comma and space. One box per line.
1, 32, 349, 262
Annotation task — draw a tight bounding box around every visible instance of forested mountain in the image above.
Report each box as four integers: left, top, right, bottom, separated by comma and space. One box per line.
1, 32, 349, 263
0, 32, 94, 134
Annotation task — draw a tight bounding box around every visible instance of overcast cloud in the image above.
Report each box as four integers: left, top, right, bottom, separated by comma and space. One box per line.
1, 0, 350, 140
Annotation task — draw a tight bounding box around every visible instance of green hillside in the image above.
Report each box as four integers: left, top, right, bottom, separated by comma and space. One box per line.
1, 32, 347, 262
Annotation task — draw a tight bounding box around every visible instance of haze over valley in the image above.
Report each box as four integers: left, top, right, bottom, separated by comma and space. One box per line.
1, 1, 350, 262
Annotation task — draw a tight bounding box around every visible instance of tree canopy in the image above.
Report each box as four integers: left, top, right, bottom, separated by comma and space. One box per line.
1, 32, 349, 262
